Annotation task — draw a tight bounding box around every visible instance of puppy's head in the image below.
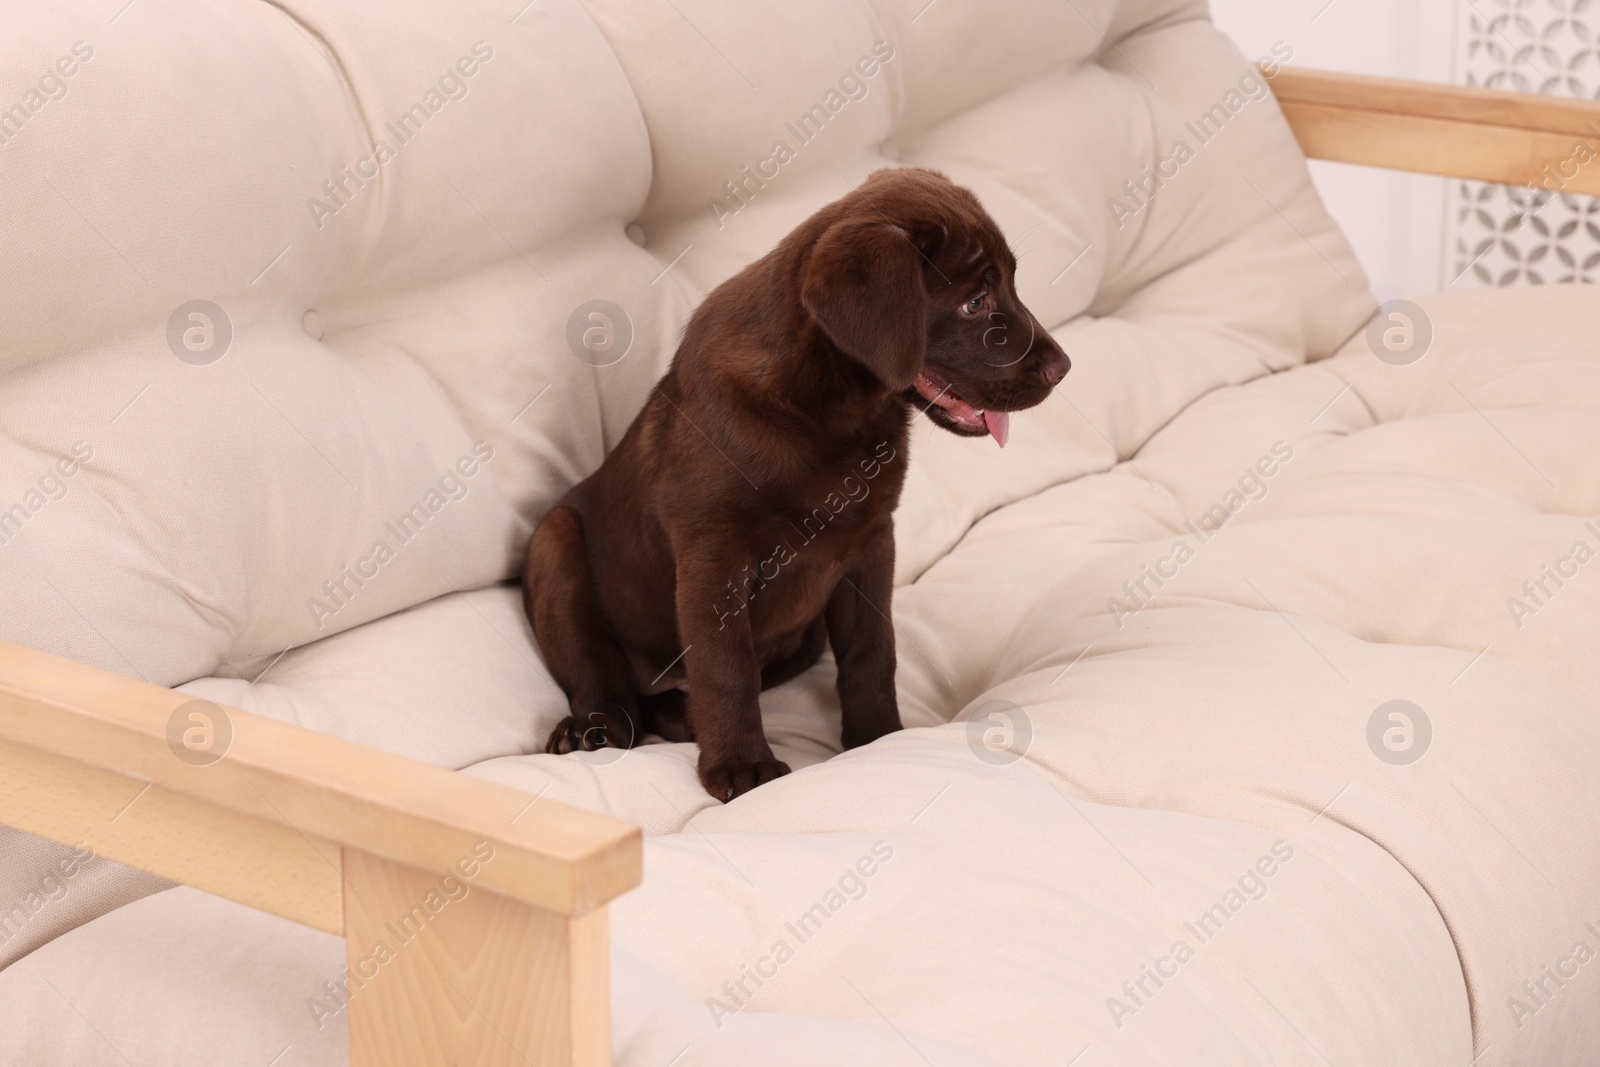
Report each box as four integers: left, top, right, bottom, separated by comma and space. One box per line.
801, 168, 1070, 447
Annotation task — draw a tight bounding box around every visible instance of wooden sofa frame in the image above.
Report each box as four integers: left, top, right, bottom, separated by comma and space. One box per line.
3, 67, 1599, 1067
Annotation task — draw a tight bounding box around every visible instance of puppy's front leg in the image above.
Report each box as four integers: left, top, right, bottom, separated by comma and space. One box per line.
676, 555, 791, 801
826, 524, 904, 750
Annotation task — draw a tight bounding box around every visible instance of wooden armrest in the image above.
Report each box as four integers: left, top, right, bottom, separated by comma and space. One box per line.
0, 639, 636, 1066
1270, 66, 1600, 196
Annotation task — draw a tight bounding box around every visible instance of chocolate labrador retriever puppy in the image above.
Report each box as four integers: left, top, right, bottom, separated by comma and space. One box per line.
525, 167, 1069, 800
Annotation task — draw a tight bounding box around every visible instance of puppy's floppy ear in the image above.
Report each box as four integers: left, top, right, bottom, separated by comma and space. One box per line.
801, 220, 929, 391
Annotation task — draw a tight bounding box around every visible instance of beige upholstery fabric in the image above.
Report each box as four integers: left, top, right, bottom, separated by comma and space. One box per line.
0, 833, 170, 971
4, 0, 1597, 1063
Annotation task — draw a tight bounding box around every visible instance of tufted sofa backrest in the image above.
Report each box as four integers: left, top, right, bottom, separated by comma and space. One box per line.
0, 0, 1371, 688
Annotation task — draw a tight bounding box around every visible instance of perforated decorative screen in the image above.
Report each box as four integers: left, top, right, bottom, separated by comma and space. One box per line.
1447, 0, 1600, 286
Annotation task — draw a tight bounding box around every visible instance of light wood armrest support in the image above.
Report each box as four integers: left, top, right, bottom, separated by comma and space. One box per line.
1271, 67, 1600, 196
0, 639, 638, 1066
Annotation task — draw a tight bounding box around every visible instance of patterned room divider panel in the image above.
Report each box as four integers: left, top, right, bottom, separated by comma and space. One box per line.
1448, 0, 1600, 286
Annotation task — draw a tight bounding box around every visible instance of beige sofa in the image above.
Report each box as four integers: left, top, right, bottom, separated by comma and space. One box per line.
3, 0, 1600, 1064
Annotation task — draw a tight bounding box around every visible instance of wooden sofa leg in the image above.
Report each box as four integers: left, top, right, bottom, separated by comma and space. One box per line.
342, 848, 610, 1067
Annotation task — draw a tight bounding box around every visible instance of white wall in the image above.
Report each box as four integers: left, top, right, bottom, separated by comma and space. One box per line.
1210, 0, 1458, 300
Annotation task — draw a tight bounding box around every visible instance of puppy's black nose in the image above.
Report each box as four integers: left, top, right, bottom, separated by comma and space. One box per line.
1039, 348, 1071, 386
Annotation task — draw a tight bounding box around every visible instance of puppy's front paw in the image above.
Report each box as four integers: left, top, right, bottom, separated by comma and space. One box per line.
699, 757, 791, 802
544, 709, 636, 754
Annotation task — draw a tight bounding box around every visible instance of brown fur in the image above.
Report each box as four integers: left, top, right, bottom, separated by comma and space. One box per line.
524, 168, 1069, 801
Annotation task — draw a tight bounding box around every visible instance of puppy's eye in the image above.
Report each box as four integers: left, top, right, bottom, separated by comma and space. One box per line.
960, 292, 987, 316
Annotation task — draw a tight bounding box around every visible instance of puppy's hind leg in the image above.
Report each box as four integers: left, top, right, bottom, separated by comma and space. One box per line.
523, 505, 643, 754
639, 688, 694, 743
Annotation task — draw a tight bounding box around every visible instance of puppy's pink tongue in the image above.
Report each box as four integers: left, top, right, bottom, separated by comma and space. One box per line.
984, 410, 1010, 448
